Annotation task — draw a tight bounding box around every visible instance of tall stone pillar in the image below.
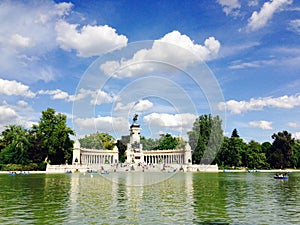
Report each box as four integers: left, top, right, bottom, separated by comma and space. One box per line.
72, 140, 81, 164
125, 115, 144, 164
184, 143, 192, 164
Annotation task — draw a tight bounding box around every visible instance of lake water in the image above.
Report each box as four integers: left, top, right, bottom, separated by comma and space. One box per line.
0, 172, 300, 224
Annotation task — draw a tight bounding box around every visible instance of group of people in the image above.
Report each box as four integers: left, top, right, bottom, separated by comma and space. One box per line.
274, 173, 289, 178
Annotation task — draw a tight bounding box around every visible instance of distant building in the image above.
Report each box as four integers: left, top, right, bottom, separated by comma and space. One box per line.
125, 120, 192, 165
72, 117, 192, 166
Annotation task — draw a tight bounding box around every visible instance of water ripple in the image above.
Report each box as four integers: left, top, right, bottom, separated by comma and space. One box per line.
1, 173, 300, 224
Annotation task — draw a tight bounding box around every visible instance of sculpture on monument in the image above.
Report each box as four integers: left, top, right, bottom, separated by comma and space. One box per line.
133, 114, 138, 123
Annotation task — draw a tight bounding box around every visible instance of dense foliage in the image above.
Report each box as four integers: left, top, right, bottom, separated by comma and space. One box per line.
214, 129, 299, 169
79, 132, 115, 150
188, 114, 223, 164
1, 109, 300, 170
187, 114, 300, 169
141, 134, 185, 150
0, 108, 74, 170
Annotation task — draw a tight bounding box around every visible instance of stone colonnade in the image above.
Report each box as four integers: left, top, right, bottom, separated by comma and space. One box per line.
143, 151, 185, 164
80, 148, 118, 165
81, 154, 115, 164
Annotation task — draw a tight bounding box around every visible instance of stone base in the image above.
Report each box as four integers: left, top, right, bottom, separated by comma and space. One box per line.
46, 163, 219, 173
46, 164, 90, 173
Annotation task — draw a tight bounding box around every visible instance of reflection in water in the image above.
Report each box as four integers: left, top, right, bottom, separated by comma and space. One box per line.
219, 173, 300, 224
193, 173, 230, 224
0, 174, 71, 224
1, 172, 300, 224
67, 172, 195, 224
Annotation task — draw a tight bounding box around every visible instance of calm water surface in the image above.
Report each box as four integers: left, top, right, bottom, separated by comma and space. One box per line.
0, 172, 300, 224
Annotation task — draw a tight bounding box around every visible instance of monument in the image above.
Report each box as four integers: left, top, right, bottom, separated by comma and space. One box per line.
45, 113, 218, 173
125, 114, 192, 165
125, 114, 144, 164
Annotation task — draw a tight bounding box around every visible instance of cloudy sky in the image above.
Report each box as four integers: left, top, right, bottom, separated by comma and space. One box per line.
0, 0, 300, 143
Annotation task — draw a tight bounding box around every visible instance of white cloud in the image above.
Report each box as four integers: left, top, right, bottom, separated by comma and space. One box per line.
247, 0, 293, 31
219, 95, 300, 114
100, 30, 221, 78
143, 113, 197, 128
0, 105, 18, 122
133, 100, 154, 112
55, 20, 128, 57
249, 120, 273, 130
74, 116, 129, 134
0, 78, 35, 98
114, 102, 135, 112
229, 61, 261, 69
220, 41, 260, 58
293, 132, 300, 139
38, 89, 69, 100
288, 122, 298, 128
248, 0, 259, 7
17, 100, 28, 107
0, 1, 73, 82
68, 88, 93, 102
0, 102, 36, 131
229, 59, 275, 69
114, 99, 153, 112
289, 19, 300, 34
38, 88, 117, 105
91, 90, 118, 105
217, 0, 241, 16
10, 34, 32, 48
54, 2, 73, 16
229, 50, 300, 69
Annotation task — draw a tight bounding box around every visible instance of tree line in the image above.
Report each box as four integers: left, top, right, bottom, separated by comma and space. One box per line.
0, 108, 74, 171
188, 115, 300, 169
1, 109, 299, 170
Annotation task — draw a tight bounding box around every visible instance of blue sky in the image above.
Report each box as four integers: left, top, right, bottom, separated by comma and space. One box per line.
0, 0, 300, 143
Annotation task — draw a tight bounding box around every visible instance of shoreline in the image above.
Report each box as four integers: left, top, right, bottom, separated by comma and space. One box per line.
1, 169, 300, 174
221, 169, 300, 173
0, 171, 46, 174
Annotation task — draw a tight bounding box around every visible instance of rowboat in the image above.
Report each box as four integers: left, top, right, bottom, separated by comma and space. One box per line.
274, 174, 288, 180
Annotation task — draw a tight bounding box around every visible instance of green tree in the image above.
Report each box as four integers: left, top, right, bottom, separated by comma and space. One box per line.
261, 141, 271, 154
99, 133, 115, 150
228, 134, 245, 167
267, 130, 295, 169
33, 108, 74, 165
292, 140, 300, 168
175, 136, 187, 149
79, 132, 115, 150
79, 133, 103, 149
214, 136, 230, 167
141, 135, 184, 150
116, 135, 130, 163
116, 139, 126, 163
215, 129, 245, 168
202, 116, 223, 164
243, 140, 268, 169
140, 136, 158, 150
154, 133, 178, 150
0, 125, 30, 165
188, 114, 223, 164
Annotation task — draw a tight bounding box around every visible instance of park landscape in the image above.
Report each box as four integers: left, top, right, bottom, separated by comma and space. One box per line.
1, 0, 300, 224
0, 108, 300, 172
